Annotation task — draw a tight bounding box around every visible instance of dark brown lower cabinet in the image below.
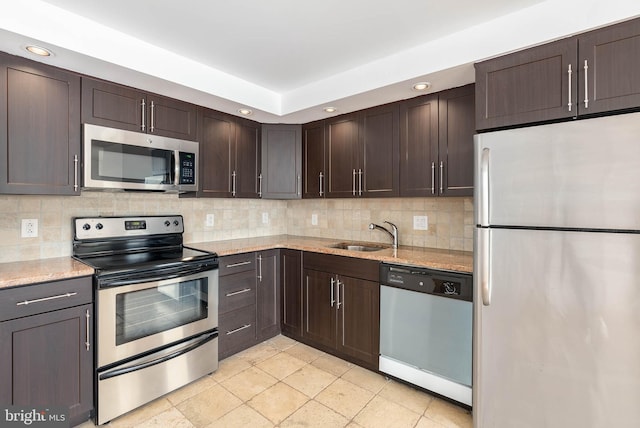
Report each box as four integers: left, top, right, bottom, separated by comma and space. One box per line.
299, 253, 380, 370
0, 278, 93, 427
256, 250, 281, 342
280, 249, 303, 336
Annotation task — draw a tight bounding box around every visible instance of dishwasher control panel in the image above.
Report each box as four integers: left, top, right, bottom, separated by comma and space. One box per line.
380, 264, 472, 302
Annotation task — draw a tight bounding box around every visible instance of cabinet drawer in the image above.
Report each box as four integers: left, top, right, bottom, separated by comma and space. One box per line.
218, 253, 256, 277
303, 252, 379, 282
219, 270, 256, 314
0, 276, 93, 322
219, 306, 256, 358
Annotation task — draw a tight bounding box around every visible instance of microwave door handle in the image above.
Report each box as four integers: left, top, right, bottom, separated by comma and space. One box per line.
174, 151, 180, 186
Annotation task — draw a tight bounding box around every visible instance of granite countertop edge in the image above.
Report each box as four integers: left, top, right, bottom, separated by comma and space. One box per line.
0, 235, 473, 289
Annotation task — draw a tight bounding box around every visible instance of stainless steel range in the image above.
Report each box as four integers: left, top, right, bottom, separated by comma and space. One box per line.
72, 215, 219, 425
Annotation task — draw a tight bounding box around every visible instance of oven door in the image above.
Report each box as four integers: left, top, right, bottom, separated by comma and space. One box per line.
97, 268, 218, 368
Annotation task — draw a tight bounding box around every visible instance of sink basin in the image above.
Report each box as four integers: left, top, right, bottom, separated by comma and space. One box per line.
329, 242, 388, 252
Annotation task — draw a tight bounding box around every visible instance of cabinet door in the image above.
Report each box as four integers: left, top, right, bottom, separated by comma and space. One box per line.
302, 120, 326, 198
438, 84, 475, 197
326, 114, 360, 197
146, 94, 197, 141
261, 124, 302, 199
281, 249, 303, 337
336, 276, 380, 370
81, 77, 145, 133
475, 38, 577, 130
199, 108, 234, 198
256, 250, 281, 341
361, 104, 399, 197
578, 17, 640, 115
0, 304, 93, 426
302, 269, 336, 349
234, 118, 261, 198
0, 53, 81, 195
400, 94, 439, 196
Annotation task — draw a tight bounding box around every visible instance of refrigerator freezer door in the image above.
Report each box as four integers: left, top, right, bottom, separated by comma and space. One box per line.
474, 112, 640, 231
473, 228, 640, 428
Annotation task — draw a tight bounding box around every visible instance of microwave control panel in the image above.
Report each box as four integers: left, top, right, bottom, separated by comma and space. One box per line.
179, 152, 196, 185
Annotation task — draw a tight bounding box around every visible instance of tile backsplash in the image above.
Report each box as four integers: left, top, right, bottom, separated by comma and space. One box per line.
0, 192, 472, 264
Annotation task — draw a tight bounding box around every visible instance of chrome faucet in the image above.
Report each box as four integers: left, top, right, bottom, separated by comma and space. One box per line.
369, 220, 399, 249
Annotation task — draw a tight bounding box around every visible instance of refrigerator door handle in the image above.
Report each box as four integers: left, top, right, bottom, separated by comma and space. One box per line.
479, 148, 490, 226
479, 227, 491, 306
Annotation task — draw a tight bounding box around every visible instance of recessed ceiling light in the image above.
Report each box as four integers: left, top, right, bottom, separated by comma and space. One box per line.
238, 108, 252, 115
25, 45, 52, 57
323, 107, 337, 113
412, 82, 431, 91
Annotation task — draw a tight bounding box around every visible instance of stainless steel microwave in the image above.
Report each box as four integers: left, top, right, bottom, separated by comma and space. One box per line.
83, 124, 199, 192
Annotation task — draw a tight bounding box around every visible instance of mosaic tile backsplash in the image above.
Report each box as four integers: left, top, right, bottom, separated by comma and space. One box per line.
0, 192, 473, 264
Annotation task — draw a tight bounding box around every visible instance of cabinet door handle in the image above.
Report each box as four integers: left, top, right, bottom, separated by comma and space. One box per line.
439, 161, 444, 194
258, 173, 263, 198
358, 169, 363, 196
73, 154, 79, 191
226, 288, 252, 297
85, 309, 91, 351
226, 324, 251, 335
297, 174, 301, 196
431, 162, 435, 195
352, 169, 357, 196
257, 254, 263, 282
336, 279, 342, 309
567, 64, 573, 112
150, 100, 155, 132
583, 60, 589, 109
16, 292, 78, 306
225, 260, 251, 268
232, 171, 237, 196
319, 172, 324, 196
330, 277, 336, 307
141, 99, 146, 131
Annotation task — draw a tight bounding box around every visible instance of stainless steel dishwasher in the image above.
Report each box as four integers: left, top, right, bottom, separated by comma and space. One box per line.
379, 263, 473, 406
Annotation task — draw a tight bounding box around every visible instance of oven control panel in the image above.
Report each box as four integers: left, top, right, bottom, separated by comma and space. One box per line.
74, 215, 184, 240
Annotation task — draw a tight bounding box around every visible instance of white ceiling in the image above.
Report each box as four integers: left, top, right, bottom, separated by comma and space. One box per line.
1, 0, 640, 123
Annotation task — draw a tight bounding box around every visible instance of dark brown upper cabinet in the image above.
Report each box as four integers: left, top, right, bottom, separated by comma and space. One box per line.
476, 17, 640, 130
0, 52, 81, 195
81, 77, 197, 141
360, 104, 400, 197
302, 120, 326, 199
400, 85, 475, 197
326, 113, 360, 198
261, 124, 302, 199
198, 108, 261, 198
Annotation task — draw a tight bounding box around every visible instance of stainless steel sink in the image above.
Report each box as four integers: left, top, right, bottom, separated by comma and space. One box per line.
328, 242, 388, 252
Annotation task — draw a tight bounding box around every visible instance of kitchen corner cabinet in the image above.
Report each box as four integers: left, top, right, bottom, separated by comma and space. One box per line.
198, 108, 261, 198
81, 77, 197, 140
0, 277, 94, 427
302, 120, 326, 198
218, 251, 280, 359
280, 249, 303, 337
400, 86, 474, 197
476, 17, 640, 130
0, 52, 81, 195
261, 124, 302, 199
301, 252, 380, 370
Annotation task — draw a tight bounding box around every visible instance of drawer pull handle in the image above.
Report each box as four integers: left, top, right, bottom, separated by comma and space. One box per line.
226, 288, 251, 297
16, 292, 78, 306
225, 260, 252, 268
226, 324, 251, 335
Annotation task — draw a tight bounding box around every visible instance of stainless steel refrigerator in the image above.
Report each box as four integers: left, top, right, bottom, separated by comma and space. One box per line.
473, 112, 640, 428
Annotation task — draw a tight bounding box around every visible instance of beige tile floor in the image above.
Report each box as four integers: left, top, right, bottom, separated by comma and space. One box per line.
79, 335, 472, 428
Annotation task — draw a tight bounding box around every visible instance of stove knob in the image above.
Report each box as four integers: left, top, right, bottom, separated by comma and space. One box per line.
164, 220, 171, 227
95, 223, 103, 230
173, 220, 180, 226
82, 223, 91, 231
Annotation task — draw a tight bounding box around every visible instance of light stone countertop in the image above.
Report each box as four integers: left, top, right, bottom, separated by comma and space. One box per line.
0, 257, 94, 289
188, 234, 473, 274
0, 235, 473, 289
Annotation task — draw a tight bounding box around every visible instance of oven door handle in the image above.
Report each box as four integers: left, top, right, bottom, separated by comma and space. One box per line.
98, 330, 218, 381
99, 264, 216, 287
